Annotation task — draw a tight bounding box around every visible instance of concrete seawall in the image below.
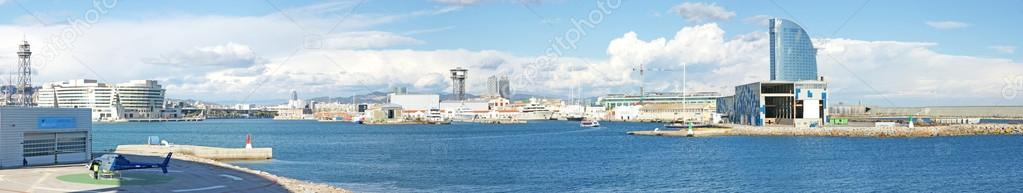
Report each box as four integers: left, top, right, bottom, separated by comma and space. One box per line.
726, 124, 1023, 137
630, 124, 1023, 138
117, 144, 272, 160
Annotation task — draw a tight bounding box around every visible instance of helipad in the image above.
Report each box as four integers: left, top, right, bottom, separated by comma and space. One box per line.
0, 154, 289, 193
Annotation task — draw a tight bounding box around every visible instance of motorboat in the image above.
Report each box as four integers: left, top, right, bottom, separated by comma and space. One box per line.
580, 118, 600, 127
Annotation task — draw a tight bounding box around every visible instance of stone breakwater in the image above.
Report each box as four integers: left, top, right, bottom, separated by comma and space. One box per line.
724, 124, 1023, 138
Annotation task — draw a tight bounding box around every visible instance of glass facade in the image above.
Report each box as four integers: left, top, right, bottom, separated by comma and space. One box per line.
770, 18, 818, 81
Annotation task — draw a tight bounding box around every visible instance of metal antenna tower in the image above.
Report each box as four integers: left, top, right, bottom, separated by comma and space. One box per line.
450, 67, 467, 101
15, 40, 32, 106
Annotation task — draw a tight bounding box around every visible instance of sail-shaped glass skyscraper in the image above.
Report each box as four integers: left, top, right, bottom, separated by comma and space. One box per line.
769, 18, 818, 81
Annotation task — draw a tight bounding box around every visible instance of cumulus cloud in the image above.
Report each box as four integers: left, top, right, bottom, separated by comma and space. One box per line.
671, 2, 735, 23
143, 42, 260, 68
925, 20, 970, 29
815, 39, 1022, 105
990, 45, 1016, 54
323, 31, 424, 49
1, 1, 1017, 106
600, 23, 1023, 106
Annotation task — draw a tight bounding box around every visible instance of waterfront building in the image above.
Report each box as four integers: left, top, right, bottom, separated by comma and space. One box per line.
271, 91, 315, 120
38, 79, 174, 121
598, 92, 720, 122
486, 75, 511, 98
829, 103, 868, 116
366, 103, 403, 122
0, 107, 91, 168
770, 18, 818, 81
639, 101, 717, 122
388, 93, 440, 111
597, 92, 721, 110
720, 18, 830, 127
730, 80, 828, 127
115, 80, 169, 119
234, 104, 257, 110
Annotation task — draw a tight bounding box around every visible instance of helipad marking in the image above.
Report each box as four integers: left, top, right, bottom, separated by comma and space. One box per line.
172, 185, 226, 192
219, 174, 243, 181
33, 186, 112, 193
27, 172, 51, 192
134, 169, 184, 173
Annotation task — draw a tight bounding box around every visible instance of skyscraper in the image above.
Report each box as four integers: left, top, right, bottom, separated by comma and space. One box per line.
486, 75, 511, 98
769, 18, 818, 81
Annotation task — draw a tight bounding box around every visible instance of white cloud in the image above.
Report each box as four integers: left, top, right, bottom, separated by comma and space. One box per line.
925, 20, 970, 29
323, 31, 424, 49
403, 26, 456, 36
671, 2, 735, 23
0, 1, 1017, 106
143, 42, 261, 68
600, 23, 1023, 106
990, 45, 1016, 54
743, 15, 772, 27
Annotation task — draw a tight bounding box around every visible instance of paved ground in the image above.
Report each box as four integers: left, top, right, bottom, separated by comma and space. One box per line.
0, 154, 289, 193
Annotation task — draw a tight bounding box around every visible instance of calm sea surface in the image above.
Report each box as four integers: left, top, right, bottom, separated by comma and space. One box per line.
92, 119, 1023, 192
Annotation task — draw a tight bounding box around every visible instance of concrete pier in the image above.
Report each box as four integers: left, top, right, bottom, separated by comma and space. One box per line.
117, 144, 272, 160
628, 128, 730, 137
629, 124, 1023, 138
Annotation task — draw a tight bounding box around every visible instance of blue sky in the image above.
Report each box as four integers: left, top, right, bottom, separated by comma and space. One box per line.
0, 0, 1020, 106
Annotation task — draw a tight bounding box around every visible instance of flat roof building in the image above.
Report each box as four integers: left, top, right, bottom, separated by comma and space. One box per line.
0, 107, 91, 168
730, 80, 829, 127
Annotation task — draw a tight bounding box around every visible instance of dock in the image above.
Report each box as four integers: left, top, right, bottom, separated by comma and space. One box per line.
628, 128, 731, 137
126, 118, 205, 122
628, 124, 1023, 138
117, 144, 272, 160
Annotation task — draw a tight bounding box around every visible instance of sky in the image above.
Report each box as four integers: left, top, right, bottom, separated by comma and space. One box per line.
0, 0, 1020, 106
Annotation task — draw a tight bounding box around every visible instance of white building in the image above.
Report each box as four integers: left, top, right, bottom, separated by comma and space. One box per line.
115, 80, 168, 119
37, 79, 171, 121
0, 107, 91, 168
389, 94, 440, 111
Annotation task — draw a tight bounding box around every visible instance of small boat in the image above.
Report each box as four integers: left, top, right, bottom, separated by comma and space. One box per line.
580, 119, 600, 127
351, 116, 364, 124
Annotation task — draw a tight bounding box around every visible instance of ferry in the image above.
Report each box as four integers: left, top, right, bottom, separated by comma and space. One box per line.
580, 118, 600, 127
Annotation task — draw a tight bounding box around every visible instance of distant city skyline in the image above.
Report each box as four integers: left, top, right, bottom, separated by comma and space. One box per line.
0, 0, 1019, 106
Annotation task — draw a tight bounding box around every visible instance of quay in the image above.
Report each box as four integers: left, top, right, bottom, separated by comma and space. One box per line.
126, 118, 205, 122
117, 144, 272, 160
629, 124, 1023, 138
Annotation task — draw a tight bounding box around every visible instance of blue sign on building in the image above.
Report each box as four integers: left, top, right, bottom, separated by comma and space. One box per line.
38, 117, 76, 129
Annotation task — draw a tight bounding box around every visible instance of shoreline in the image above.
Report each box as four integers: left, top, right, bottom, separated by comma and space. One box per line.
629, 124, 1023, 138
115, 147, 351, 193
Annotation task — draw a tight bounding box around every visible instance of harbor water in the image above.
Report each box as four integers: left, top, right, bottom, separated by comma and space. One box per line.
92, 119, 1023, 192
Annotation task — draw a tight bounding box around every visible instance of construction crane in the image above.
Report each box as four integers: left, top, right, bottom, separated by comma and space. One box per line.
632, 63, 689, 105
